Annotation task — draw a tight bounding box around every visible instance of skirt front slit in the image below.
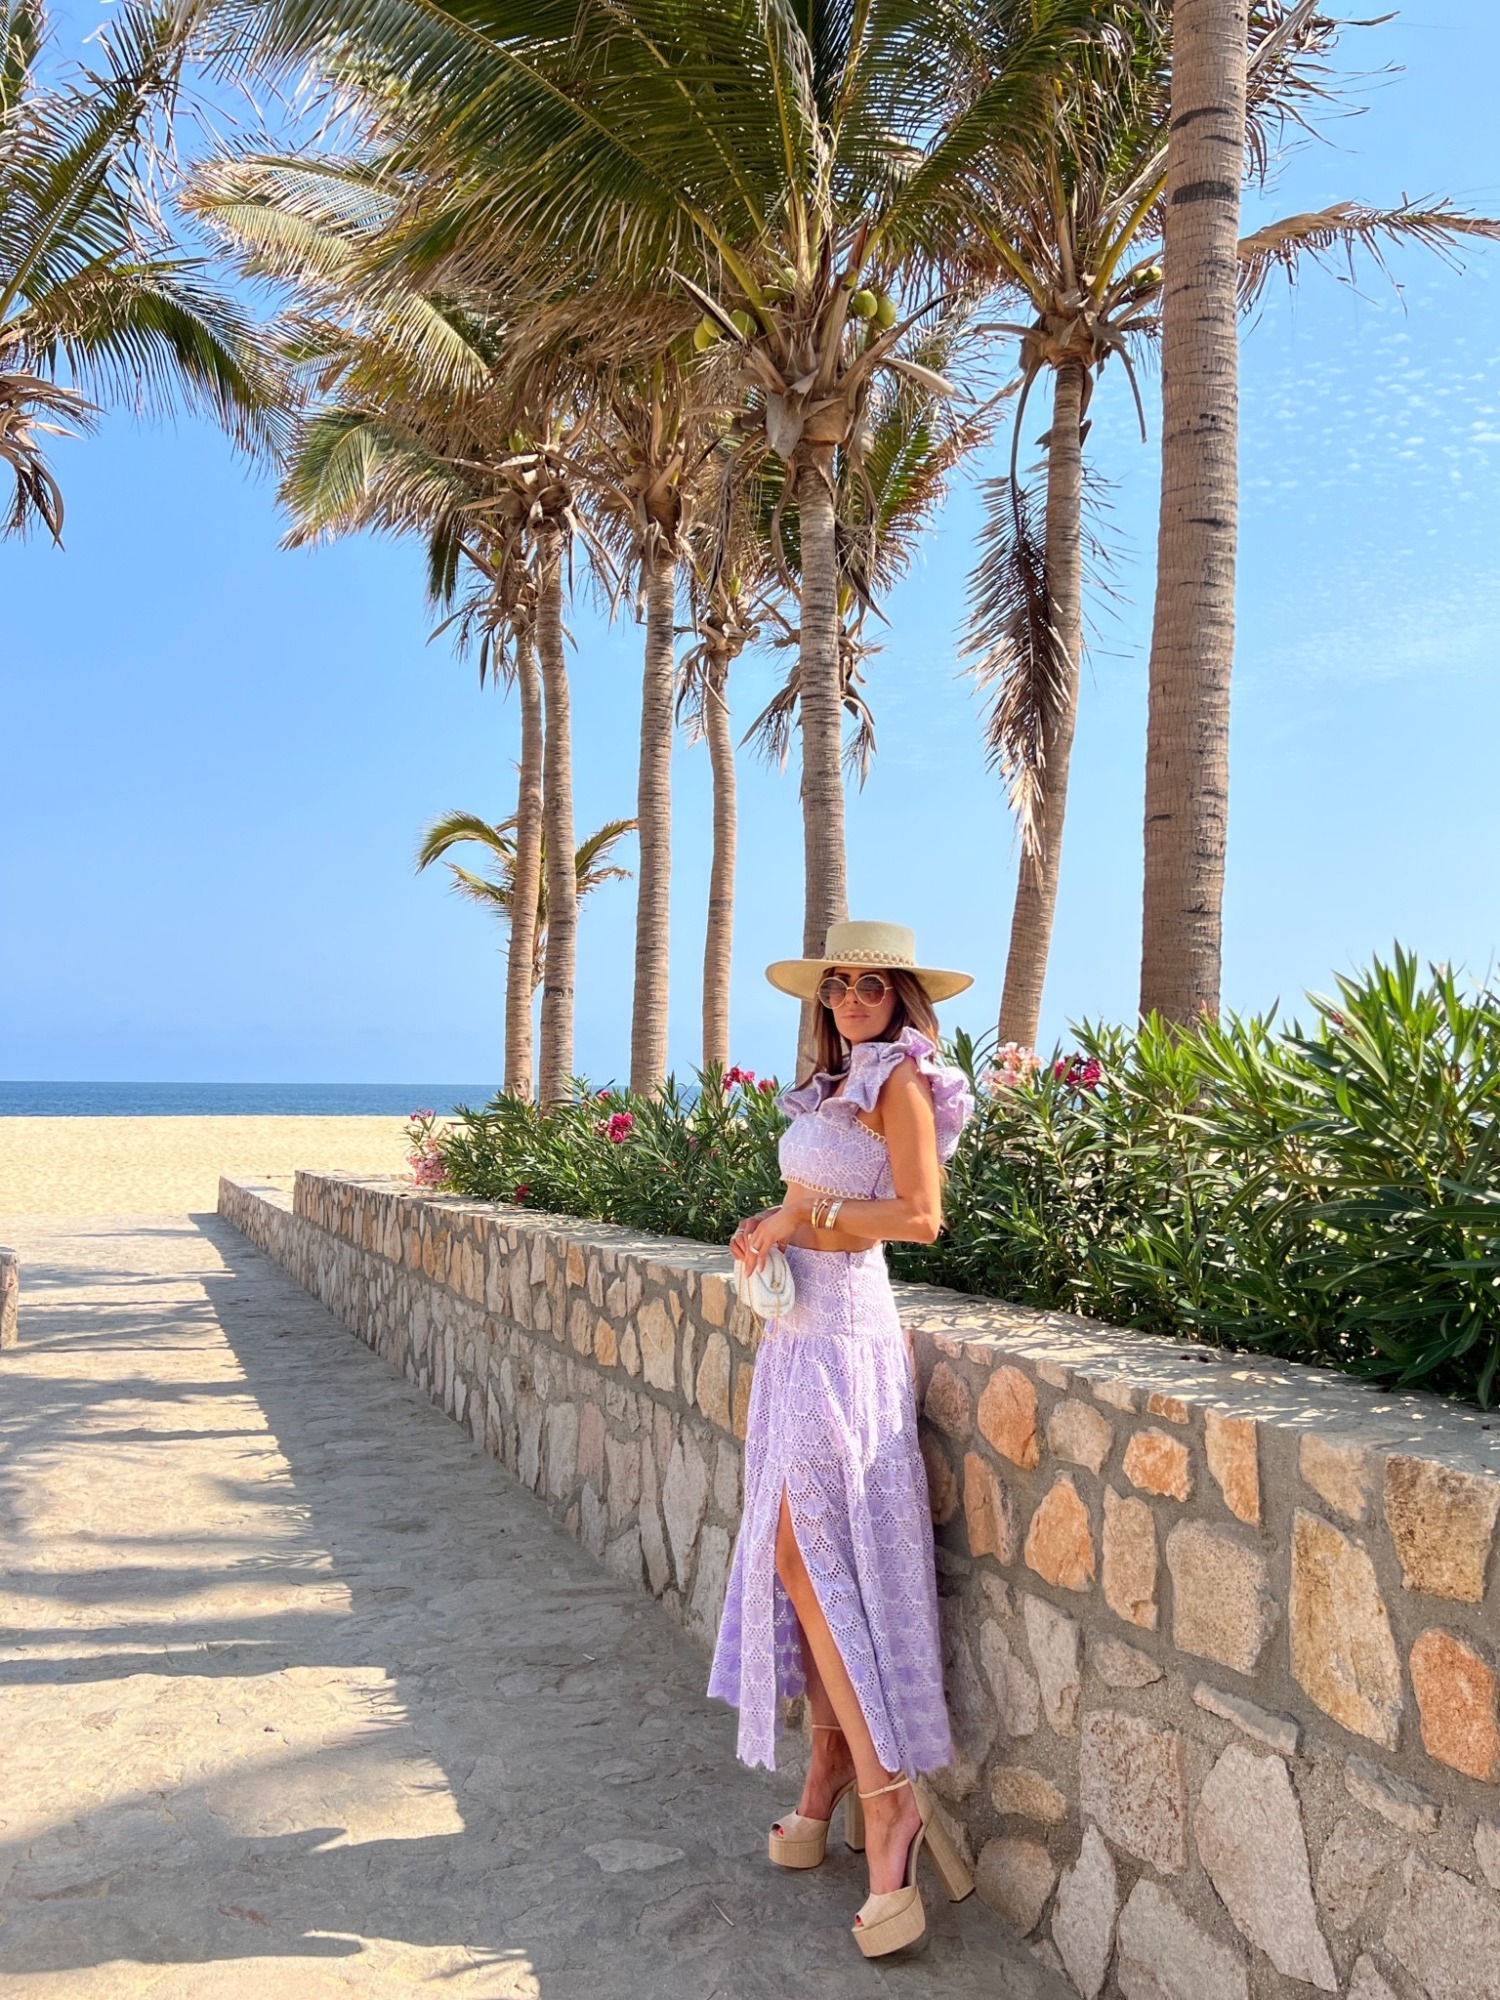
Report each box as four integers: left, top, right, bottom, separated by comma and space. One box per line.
707, 1244, 952, 1775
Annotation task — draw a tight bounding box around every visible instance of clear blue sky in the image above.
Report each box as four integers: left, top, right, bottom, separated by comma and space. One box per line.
2, 4, 1497, 1087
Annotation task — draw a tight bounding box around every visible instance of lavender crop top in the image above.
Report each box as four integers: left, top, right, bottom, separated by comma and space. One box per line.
775, 1025, 975, 1201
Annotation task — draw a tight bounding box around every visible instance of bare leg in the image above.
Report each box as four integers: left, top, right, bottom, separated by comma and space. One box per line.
780, 1631, 856, 1824
776, 1492, 921, 1896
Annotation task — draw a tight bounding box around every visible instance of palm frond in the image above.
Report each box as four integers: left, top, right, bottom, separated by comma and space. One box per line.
280, 404, 475, 547
415, 809, 517, 873
573, 815, 637, 887
1237, 199, 1500, 312
963, 473, 1070, 858
0, 366, 88, 540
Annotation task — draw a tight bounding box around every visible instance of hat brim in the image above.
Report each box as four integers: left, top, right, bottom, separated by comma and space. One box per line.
765, 959, 973, 1004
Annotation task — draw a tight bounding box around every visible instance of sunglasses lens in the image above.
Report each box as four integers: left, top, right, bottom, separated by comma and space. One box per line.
818, 974, 889, 1007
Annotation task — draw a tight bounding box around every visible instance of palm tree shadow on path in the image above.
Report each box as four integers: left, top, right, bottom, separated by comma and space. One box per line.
0, 1212, 1064, 1999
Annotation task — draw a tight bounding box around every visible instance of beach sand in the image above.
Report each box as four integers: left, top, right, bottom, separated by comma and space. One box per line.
0, 1115, 413, 1218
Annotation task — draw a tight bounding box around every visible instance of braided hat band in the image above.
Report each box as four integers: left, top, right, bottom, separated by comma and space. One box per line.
765, 920, 973, 1004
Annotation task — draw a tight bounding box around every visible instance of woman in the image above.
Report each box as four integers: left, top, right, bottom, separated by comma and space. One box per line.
708, 919, 976, 1960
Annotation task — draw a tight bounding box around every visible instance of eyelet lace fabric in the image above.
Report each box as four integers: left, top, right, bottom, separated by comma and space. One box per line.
707, 1029, 974, 1775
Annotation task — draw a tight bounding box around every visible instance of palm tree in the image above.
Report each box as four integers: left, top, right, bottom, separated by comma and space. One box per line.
677, 495, 765, 1070
963, 1, 1500, 1043
417, 809, 636, 992
575, 353, 720, 1095
224, 0, 1097, 1033
735, 325, 997, 1062
1136, 0, 1247, 1026
1137, 2, 1500, 1021
188, 149, 589, 1098
0, 0, 280, 538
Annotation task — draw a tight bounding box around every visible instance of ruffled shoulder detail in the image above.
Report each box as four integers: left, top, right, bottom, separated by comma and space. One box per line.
776, 1070, 839, 1119
840, 1026, 975, 1162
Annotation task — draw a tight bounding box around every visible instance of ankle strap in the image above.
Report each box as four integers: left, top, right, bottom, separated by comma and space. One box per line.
858, 1776, 913, 1801
809, 1722, 844, 1733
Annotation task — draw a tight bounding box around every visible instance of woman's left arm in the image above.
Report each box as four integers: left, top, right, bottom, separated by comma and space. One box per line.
830, 1059, 944, 1245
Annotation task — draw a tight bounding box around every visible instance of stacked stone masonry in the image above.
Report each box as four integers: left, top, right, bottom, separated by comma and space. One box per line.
221, 1171, 1500, 2000
0, 1247, 17, 1348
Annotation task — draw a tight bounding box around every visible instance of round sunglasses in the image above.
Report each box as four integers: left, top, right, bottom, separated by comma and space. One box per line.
817, 972, 892, 1008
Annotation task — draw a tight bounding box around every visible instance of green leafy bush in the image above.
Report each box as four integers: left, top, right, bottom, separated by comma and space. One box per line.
438, 1064, 786, 1245
438, 953, 1500, 1406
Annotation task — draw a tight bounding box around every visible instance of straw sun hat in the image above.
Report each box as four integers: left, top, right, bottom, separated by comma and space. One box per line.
766, 920, 973, 1005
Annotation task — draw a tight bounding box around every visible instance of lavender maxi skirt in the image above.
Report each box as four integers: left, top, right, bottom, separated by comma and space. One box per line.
708, 1243, 953, 1775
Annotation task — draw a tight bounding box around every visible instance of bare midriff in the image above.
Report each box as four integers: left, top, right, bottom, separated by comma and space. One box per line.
781, 1179, 880, 1254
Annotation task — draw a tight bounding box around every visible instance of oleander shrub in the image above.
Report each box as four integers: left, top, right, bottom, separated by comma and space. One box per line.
438, 1064, 786, 1245
437, 952, 1500, 1406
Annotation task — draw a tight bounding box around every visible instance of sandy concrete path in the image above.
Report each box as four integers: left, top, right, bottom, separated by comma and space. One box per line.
0, 1118, 413, 1217
0, 1214, 1064, 2000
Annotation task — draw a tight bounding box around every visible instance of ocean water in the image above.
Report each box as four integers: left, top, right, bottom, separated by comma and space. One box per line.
0, 1082, 497, 1118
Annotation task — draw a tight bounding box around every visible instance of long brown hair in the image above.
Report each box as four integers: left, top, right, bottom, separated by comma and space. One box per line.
804, 967, 941, 1083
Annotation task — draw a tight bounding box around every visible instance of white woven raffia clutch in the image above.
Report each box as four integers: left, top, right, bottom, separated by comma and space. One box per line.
734, 1245, 796, 1323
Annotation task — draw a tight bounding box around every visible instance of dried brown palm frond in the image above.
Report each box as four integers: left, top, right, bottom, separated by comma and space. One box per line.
1242, 0, 1347, 184
1237, 199, 1500, 312
743, 621, 878, 784
963, 474, 1069, 861
0, 367, 89, 540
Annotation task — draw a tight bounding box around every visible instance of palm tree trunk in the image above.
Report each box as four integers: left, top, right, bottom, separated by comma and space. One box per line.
629, 542, 675, 1094
794, 446, 847, 1072
701, 659, 737, 1070
1139, 0, 1248, 1023
535, 529, 577, 1105
503, 628, 544, 1100
998, 360, 1086, 1049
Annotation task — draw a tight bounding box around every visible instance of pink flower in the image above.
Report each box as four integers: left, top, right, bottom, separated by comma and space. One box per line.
514, 1183, 531, 1202
725, 1065, 758, 1089
1055, 1054, 1102, 1093
606, 1111, 634, 1143
759, 1078, 777, 1095
985, 1043, 1041, 1093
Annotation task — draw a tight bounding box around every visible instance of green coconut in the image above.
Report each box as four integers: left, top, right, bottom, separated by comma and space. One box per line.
849, 288, 879, 320
874, 292, 898, 329
692, 316, 721, 352
729, 308, 757, 338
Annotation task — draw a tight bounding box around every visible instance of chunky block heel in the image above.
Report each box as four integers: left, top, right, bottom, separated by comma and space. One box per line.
922, 1806, 974, 1902
851, 1778, 972, 1960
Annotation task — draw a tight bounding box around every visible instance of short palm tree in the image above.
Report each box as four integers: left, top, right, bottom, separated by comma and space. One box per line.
188, 147, 588, 1099
0, 0, 280, 538
416, 810, 636, 994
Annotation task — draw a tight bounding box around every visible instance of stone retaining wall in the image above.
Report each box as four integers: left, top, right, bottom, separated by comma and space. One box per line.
220, 1171, 1500, 2000
0, 1248, 16, 1347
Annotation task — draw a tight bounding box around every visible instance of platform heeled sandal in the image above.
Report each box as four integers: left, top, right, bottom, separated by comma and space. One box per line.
851, 1776, 974, 1959
768, 1725, 866, 1868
